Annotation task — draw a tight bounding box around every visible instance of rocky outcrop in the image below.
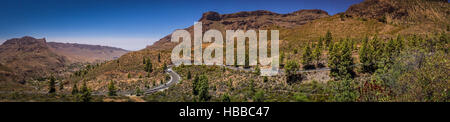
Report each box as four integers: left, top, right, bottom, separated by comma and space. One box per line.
199, 11, 222, 21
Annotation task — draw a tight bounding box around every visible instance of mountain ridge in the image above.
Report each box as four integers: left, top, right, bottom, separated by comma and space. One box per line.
0, 36, 129, 83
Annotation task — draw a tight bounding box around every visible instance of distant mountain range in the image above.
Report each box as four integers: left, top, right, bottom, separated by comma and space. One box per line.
47, 42, 128, 63
0, 36, 128, 83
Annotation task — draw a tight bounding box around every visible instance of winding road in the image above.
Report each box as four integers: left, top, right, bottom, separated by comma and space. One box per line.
143, 66, 181, 94
0, 64, 339, 96
91, 65, 181, 96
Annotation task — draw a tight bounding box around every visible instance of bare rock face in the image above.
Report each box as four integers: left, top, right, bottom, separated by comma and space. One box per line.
344, 0, 449, 24
1, 36, 48, 52
200, 11, 222, 21
221, 10, 279, 19
2, 36, 46, 46
345, 0, 403, 20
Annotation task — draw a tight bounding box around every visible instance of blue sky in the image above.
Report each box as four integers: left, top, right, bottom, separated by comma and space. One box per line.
0, 0, 363, 50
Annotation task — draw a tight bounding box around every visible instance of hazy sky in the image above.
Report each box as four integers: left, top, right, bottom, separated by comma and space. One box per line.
0, 0, 363, 51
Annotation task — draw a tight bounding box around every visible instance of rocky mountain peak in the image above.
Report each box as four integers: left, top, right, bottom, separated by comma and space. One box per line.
290, 9, 329, 16
3, 36, 47, 46
199, 11, 222, 21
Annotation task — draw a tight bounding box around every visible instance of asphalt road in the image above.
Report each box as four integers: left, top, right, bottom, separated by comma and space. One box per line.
144, 66, 181, 94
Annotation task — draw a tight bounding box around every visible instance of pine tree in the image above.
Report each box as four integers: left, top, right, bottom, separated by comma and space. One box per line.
263, 76, 269, 82
80, 81, 91, 102
394, 35, 404, 54
228, 79, 233, 91
254, 66, 261, 75
376, 38, 399, 74
329, 41, 355, 80
162, 63, 167, 71
328, 43, 340, 78
359, 36, 383, 74
71, 83, 78, 95
285, 60, 300, 83
198, 75, 210, 102
285, 60, 299, 75
249, 79, 255, 94
325, 30, 332, 48
301, 44, 313, 69
318, 37, 323, 49
127, 73, 131, 78
221, 93, 231, 102
135, 87, 143, 96
143, 57, 146, 64
187, 70, 192, 79
48, 76, 56, 93
384, 38, 396, 61
108, 80, 117, 96
244, 53, 250, 69
312, 43, 322, 66
158, 53, 161, 62
145, 58, 153, 72
359, 36, 372, 73
338, 40, 355, 79
192, 75, 199, 95
370, 36, 383, 71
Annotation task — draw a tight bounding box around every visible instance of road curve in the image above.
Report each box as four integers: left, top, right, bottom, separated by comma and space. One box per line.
144, 66, 181, 94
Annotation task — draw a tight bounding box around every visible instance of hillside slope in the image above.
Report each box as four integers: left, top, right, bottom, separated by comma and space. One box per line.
0, 36, 67, 81
48, 42, 128, 63
67, 0, 449, 94
0, 36, 129, 85
282, 0, 449, 51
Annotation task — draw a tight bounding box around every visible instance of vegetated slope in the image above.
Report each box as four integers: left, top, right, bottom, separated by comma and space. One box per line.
281, 0, 449, 51
70, 0, 449, 97
344, 0, 449, 34
47, 42, 128, 63
345, 0, 448, 25
145, 0, 449, 102
0, 63, 23, 91
0, 36, 67, 82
